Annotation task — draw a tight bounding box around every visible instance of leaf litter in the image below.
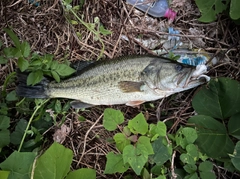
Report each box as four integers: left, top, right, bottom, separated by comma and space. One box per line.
0, 0, 240, 178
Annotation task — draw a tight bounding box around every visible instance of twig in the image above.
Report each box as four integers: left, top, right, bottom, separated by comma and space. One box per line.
171, 150, 177, 179
76, 113, 103, 167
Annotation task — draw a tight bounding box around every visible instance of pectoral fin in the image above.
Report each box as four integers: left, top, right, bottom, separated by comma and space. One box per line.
70, 100, 94, 109
118, 81, 144, 93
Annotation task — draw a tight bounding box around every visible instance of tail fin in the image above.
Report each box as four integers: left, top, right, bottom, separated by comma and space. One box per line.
16, 71, 50, 99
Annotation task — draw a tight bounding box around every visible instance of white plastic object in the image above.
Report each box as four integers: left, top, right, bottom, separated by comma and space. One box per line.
126, 0, 176, 20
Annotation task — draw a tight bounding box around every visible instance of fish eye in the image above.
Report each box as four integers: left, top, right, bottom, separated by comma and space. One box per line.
175, 64, 183, 71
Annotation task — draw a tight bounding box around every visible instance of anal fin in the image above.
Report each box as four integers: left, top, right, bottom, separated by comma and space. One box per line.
126, 100, 145, 107
70, 100, 94, 109
118, 81, 144, 93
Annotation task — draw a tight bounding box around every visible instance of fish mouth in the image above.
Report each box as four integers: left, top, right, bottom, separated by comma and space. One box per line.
185, 71, 210, 87
177, 68, 210, 88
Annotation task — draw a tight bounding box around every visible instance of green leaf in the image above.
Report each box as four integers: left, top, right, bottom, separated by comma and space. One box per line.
103, 108, 124, 131
192, 78, 240, 120
0, 115, 10, 129
20, 41, 31, 58
18, 57, 29, 72
184, 172, 198, 179
55, 64, 76, 77
149, 121, 167, 141
195, 0, 230, 22
123, 144, 148, 175
199, 161, 216, 179
66, 168, 96, 179
228, 112, 240, 139
27, 70, 43, 86
113, 133, 131, 152
175, 127, 197, 149
99, 25, 112, 35
0, 130, 10, 149
230, 141, 240, 171
4, 47, 21, 58
54, 100, 62, 113
51, 71, 60, 82
0, 56, 8, 64
183, 164, 197, 174
188, 115, 234, 158
33, 142, 73, 179
180, 144, 199, 165
149, 137, 172, 166
0, 151, 36, 179
0, 170, 10, 179
4, 28, 21, 49
128, 113, 148, 135
10, 119, 28, 145
230, 0, 240, 20
104, 152, 129, 174
138, 136, 154, 155
6, 90, 18, 101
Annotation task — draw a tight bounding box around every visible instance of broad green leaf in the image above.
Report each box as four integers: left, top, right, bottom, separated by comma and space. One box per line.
230, 141, 240, 171
230, 0, 240, 20
180, 144, 199, 165
50, 60, 58, 70
104, 152, 129, 174
0, 130, 10, 149
54, 100, 62, 113
149, 121, 167, 141
0, 151, 36, 179
199, 161, 216, 179
103, 108, 124, 131
66, 168, 96, 179
142, 168, 150, 179
175, 127, 197, 149
188, 115, 234, 158
137, 136, 154, 155
0, 115, 10, 129
0, 56, 8, 64
195, 0, 230, 22
184, 172, 198, 179
20, 41, 31, 58
33, 142, 73, 179
199, 161, 213, 171
149, 137, 171, 166
55, 64, 76, 77
128, 113, 148, 135
18, 57, 29, 72
192, 78, 240, 120
228, 112, 240, 139
113, 133, 131, 152
0, 170, 10, 179
6, 90, 18, 101
123, 144, 148, 175
10, 119, 28, 145
4, 47, 21, 58
183, 164, 197, 174
27, 70, 43, 86
4, 28, 21, 49
51, 71, 60, 82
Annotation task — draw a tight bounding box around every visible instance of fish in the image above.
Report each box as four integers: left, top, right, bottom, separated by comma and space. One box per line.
16, 55, 210, 109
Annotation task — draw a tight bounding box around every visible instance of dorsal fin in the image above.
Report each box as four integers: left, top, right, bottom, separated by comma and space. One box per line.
71, 60, 95, 73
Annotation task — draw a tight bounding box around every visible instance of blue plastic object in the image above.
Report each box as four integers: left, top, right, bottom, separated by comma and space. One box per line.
177, 55, 207, 66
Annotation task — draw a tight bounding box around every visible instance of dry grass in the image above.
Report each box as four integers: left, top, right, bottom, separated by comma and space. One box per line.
0, 0, 240, 178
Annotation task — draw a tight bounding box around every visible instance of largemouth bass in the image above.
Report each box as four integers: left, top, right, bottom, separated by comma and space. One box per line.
16, 55, 210, 109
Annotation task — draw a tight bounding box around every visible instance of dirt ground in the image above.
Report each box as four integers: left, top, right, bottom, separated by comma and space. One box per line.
0, 0, 240, 178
